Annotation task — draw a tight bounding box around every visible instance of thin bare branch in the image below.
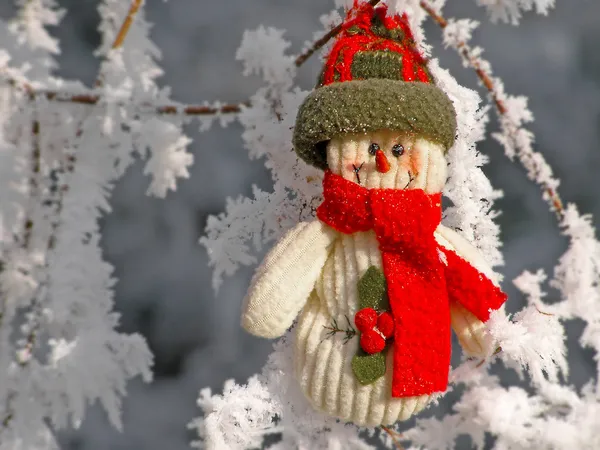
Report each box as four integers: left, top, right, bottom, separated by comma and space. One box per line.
33, 90, 249, 115
419, 0, 565, 219
0, 103, 43, 434
111, 0, 144, 51
157, 102, 249, 115
0, 0, 147, 433
382, 426, 405, 450
475, 346, 503, 368
95, 0, 144, 88
22, 119, 41, 250
294, 0, 382, 67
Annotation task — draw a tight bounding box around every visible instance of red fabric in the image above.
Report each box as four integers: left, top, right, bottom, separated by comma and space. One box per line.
316, 171, 507, 397
441, 248, 507, 322
361, 329, 386, 354
355, 308, 378, 332
321, 4, 431, 86
377, 312, 395, 338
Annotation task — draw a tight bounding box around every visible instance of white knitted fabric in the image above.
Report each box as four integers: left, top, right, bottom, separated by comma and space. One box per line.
242, 131, 496, 426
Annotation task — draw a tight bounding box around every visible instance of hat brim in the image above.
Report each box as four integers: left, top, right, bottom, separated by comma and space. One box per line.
292, 79, 457, 170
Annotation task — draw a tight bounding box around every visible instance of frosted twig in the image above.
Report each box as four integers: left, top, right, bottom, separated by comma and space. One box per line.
110, 0, 144, 50
420, 0, 565, 220
38, 0, 145, 346
0, 104, 44, 437
0, 102, 39, 314
0, 74, 250, 115
22, 117, 41, 250
95, 0, 144, 87
42, 91, 249, 116
44, 0, 143, 259
0, 0, 146, 433
49, 0, 143, 230
3, 0, 382, 116
474, 345, 503, 368
41, 0, 142, 248
294, 0, 382, 67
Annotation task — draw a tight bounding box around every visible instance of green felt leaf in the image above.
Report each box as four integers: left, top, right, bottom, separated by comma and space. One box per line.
357, 266, 389, 311
352, 349, 387, 385
351, 266, 392, 385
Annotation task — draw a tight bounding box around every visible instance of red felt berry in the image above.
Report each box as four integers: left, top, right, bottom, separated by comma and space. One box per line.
360, 329, 386, 354
377, 311, 395, 339
354, 308, 377, 332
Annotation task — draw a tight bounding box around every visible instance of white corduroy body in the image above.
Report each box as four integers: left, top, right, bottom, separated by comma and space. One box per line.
242, 131, 497, 426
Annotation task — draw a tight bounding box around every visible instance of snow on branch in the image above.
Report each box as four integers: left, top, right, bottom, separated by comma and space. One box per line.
189, 376, 282, 450
237, 27, 296, 88
0, 0, 193, 446
421, 0, 600, 386
475, 0, 557, 25
192, 337, 375, 450
487, 270, 567, 385
432, 60, 504, 267
0, 0, 381, 121
8, 0, 64, 55
420, 0, 565, 220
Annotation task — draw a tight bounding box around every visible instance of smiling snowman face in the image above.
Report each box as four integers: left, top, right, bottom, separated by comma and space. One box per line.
326, 129, 448, 193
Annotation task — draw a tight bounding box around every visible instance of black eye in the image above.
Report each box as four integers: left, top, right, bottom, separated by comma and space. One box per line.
368, 143, 380, 155
392, 144, 404, 157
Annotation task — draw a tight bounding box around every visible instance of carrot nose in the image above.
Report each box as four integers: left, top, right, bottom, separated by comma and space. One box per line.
375, 150, 390, 173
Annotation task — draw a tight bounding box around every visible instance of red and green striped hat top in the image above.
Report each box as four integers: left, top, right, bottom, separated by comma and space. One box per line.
293, 2, 456, 170
319, 3, 432, 86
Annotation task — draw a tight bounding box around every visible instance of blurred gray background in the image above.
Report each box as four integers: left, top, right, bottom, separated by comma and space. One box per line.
2, 0, 599, 448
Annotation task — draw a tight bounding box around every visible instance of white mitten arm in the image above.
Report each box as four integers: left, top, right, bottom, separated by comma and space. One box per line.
241, 220, 337, 338
434, 224, 499, 358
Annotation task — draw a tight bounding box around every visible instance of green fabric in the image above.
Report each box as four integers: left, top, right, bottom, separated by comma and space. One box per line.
357, 266, 389, 310
293, 79, 457, 170
352, 349, 387, 385
370, 17, 404, 42
351, 51, 403, 81
352, 266, 390, 385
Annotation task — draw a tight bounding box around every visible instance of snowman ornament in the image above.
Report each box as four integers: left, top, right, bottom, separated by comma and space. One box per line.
241, 4, 507, 427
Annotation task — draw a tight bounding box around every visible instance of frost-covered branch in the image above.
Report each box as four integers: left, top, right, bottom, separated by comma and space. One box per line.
474, 0, 556, 25
7, 86, 250, 116
107, 0, 143, 52
2, 0, 382, 121
0, 0, 182, 446
294, 0, 381, 66
422, 0, 600, 386
0, 67, 251, 117
420, 0, 565, 219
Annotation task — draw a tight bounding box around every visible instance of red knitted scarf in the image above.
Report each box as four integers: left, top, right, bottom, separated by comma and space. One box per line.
316, 171, 506, 397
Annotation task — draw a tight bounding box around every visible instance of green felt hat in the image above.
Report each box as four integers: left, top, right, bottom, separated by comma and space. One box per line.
292, 4, 457, 170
